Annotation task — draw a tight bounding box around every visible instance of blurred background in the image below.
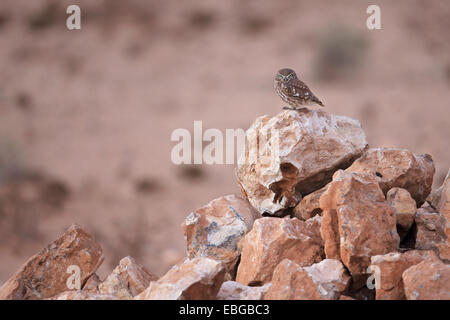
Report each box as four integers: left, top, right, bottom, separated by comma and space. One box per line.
0, 0, 449, 283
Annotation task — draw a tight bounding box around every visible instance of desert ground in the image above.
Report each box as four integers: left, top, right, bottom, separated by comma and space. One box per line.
0, 0, 449, 283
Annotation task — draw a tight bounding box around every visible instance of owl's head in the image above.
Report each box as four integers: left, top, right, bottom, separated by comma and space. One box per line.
275, 68, 297, 83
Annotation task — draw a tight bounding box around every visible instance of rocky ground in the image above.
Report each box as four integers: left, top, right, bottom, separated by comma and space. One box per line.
0, 109, 448, 300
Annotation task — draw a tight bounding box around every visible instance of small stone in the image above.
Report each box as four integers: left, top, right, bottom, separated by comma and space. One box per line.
216, 281, 271, 300
427, 169, 450, 215
0, 224, 104, 300
135, 257, 225, 300
98, 256, 157, 299
49, 290, 116, 300
182, 194, 260, 273
402, 260, 450, 300
236, 109, 368, 215
429, 169, 450, 260
264, 259, 349, 300
302, 259, 351, 299
346, 148, 435, 207
386, 188, 417, 239
320, 170, 399, 287
82, 273, 101, 293
370, 250, 439, 300
293, 185, 328, 221
236, 216, 323, 286
414, 206, 447, 255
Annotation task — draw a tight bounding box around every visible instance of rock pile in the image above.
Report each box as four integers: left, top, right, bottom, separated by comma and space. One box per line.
0, 109, 448, 300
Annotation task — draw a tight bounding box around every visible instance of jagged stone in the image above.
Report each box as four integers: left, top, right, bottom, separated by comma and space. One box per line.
236, 216, 323, 285
0, 224, 104, 300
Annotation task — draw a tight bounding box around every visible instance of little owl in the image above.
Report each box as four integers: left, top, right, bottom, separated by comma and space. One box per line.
274, 68, 324, 110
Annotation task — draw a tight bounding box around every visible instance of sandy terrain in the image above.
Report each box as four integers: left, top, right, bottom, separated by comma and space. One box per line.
0, 0, 449, 283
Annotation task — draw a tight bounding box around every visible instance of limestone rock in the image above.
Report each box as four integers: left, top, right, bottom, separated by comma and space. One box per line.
0, 224, 104, 300
402, 260, 450, 300
216, 281, 271, 300
236, 109, 368, 215
302, 259, 351, 299
320, 170, 399, 287
236, 216, 323, 285
370, 250, 439, 300
293, 185, 328, 221
346, 148, 435, 207
50, 290, 116, 300
264, 259, 349, 300
135, 257, 225, 300
414, 206, 447, 256
386, 188, 417, 239
182, 194, 260, 272
98, 256, 157, 299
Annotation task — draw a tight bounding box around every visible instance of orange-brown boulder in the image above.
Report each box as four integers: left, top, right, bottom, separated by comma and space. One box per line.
402, 260, 450, 300
135, 257, 225, 300
98, 256, 157, 299
236, 216, 323, 285
264, 259, 350, 300
370, 250, 439, 300
415, 206, 447, 256
236, 109, 368, 215
216, 281, 271, 300
182, 194, 260, 273
346, 148, 435, 207
386, 188, 417, 239
293, 185, 328, 221
320, 170, 399, 287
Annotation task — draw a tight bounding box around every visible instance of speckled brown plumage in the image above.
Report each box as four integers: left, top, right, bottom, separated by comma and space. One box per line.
274, 68, 324, 110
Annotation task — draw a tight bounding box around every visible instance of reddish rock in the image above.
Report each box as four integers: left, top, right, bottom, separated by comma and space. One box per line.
216, 281, 271, 300
98, 256, 157, 299
370, 250, 439, 300
236, 109, 368, 215
182, 194, 260, 272
50, 290, 116, 300
402, 260, 450, 300
437, 170, 450, 219
415, 206, 447, 255
293, 186, 328, 221
386, 188, 417, 239
428, 170, 450, 260
236, 216, 323, 286
339, 295, 355, 300
320, 170, 399, 287
0, 224, 104, 300
264, 259, 350, 300
135, 257, 225, 300
82, 273, 101, 293
346, 148, 435, 207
